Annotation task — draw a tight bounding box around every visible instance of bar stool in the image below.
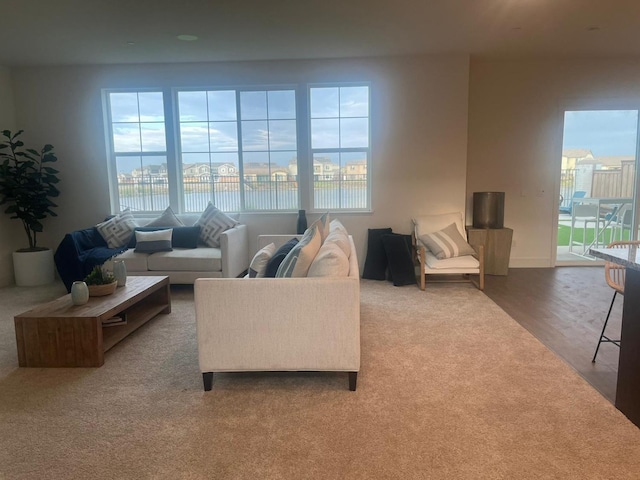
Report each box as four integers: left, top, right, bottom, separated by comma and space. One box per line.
592, 240, 640, 362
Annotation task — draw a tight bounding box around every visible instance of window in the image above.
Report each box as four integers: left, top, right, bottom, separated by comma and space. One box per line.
105, 91, 168, 212
104, 83, 370, 214
177, 89, 297, 212
310, 85, 370, 210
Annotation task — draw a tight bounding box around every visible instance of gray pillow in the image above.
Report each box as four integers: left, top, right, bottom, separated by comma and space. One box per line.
419, 222, 476, 260
145, 206, 184, 227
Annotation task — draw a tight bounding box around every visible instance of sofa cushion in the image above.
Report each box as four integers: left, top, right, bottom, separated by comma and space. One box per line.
145, 206, 185, 227
307, 241, 350, 277
95, 208, 138, 248
419, 222, 475, 260
249, 243, 276, 278
324, 229, 351, 258
196, 202, 239, 247
116, 248, 150, 272
276, 225, 322, 278
264, 238, 299, 278
147, 247, 222, 272
329, 218, 348, 234
134, 229, 173, 254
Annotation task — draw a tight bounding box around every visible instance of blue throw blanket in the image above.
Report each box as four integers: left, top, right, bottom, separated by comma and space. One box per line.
54, 227, 127, 292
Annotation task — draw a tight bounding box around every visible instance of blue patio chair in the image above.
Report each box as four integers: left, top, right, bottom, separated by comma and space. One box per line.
559, 190, 586, 215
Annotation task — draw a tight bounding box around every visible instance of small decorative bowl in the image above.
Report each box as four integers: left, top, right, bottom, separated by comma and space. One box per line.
87, 281, 118, 297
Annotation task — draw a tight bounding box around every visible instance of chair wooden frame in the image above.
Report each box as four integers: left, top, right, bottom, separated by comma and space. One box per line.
412, 232, 485, 291
592, 240, 640, 362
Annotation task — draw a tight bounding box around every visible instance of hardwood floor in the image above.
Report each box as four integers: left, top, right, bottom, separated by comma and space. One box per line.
483, 267, 621, 404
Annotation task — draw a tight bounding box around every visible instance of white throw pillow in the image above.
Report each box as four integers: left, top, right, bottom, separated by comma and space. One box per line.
96, 209, 138, 248
196, 202, 239, 247
329, 218, 348, 234
308, 241, 350, 277
276, 224, 322, 277
249, 243, 276, 278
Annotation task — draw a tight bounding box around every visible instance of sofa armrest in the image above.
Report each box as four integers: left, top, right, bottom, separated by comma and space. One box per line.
220, 224, 249, 278
194, 277, 360, 373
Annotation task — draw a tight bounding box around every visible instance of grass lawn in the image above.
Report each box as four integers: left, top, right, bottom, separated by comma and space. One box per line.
557, 224, 629, 246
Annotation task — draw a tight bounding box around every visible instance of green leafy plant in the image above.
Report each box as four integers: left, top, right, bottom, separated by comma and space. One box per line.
0, 130, 60, 251
83, 265, 116, 285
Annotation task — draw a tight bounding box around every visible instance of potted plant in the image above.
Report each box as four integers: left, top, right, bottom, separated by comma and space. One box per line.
0, 130, 60, 286
83, 265, 117, 296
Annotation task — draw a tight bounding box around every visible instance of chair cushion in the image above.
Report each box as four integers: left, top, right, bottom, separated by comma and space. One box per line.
249, 243, 276, 278
382, 233, 416, 286
147, 248, 222, 272
412, 212, 466, 239
362, 228, 393, 280
419, 222, 476, 259
424, 250, 479, 270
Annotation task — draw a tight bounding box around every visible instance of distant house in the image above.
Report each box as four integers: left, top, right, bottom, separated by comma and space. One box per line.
562, 149, 594, 170
578, 155, 635, 170
243, 162, 290, 182
342, 159, 367, 180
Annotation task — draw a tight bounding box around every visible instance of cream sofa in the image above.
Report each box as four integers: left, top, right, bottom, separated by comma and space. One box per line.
116, 214, 249, 283
194, 233, 360, 391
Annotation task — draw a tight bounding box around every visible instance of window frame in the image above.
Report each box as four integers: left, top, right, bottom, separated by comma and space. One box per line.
103, 82, 372, 215
307, 82, 372, 212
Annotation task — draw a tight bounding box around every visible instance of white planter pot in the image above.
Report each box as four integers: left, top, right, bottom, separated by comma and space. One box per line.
12, 249, 55, 286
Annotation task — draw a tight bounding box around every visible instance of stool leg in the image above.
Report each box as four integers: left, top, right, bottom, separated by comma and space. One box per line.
592, 291, 617, 363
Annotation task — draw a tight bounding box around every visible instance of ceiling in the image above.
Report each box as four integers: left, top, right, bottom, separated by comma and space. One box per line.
2, 0, 640, 67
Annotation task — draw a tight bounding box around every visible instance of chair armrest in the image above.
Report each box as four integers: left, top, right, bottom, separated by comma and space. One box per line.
220, 224, 249, 277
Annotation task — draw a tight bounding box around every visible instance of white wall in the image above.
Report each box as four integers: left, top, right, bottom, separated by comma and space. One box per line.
11, 55, 470, 267
467, 57, 640, 267
0, 66, 18, 286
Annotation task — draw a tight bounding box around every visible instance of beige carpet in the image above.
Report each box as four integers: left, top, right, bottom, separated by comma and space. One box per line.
1, 280, 639, 479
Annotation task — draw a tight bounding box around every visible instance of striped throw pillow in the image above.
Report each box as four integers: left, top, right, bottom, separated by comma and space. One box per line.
419, 222, 476, 260
134, 229, 173, 253
196, 202, 239, 247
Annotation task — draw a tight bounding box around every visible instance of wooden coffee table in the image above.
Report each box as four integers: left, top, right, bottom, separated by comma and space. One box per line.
14, 276, 171, 367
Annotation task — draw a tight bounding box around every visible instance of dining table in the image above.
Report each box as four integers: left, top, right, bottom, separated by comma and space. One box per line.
589, 245, 640, 428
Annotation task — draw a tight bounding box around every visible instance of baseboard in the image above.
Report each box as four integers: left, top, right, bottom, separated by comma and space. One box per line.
508, 258, 554, 268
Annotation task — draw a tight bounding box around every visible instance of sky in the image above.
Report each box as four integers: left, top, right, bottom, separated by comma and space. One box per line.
563, 110, 639, 157
109, 87, 369, 174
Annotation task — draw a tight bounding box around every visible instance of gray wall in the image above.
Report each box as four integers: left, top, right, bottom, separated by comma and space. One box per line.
6, 54, 470, 279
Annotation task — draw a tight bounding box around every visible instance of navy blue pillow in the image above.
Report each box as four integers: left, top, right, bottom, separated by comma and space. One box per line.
127, 226, 201, 249
362, 228, 393, 280
264, 238, 299, 278
382, 233, 416, 286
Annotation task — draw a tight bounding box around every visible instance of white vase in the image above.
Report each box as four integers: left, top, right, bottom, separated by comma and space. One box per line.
12, 249, 55, 286
71, 281, 89, 305
113, 260, 127, 287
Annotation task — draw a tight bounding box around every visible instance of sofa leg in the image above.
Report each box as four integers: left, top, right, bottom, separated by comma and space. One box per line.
203, 372, 214, 391
348, 372, 358, 391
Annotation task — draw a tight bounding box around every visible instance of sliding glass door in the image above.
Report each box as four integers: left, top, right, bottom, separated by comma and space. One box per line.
557, 110, 639, 263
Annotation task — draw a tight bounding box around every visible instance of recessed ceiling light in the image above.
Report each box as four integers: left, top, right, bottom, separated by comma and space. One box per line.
177, 34, 198, 41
